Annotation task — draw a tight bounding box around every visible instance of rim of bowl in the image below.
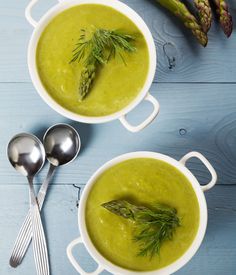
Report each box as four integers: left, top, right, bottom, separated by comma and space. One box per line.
27, 0, 157, 123
78, 152, 208, 275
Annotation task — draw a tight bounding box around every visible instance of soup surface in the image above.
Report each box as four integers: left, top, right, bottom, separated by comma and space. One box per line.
37, 4, 149, 117
86, 158, 200, 271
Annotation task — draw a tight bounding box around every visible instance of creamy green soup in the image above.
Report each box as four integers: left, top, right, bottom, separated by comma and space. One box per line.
86, 158, 200, 271
36, 5, 149, 117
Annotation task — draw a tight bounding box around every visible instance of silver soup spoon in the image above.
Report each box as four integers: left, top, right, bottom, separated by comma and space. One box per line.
9, 124, 81, 268
7, 133, 49, 275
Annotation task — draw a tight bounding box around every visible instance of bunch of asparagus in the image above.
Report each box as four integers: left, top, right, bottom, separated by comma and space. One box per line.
156, 0, 233, 47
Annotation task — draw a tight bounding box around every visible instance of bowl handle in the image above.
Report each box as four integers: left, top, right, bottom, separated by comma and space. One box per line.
25, 0, 62, 27
119, 93, 160, 133
179, 152, 217, 192
67, 237, 104, 275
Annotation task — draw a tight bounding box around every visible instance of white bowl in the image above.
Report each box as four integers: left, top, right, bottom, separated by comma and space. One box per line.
67, 151, 217, 275
26, 0, 160, 132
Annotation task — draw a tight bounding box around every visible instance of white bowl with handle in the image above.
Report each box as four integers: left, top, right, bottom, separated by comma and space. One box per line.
25, 0, 159, 132
67, 151, 217, 275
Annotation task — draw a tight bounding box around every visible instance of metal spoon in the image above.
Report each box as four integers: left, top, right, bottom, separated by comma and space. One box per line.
7, 133, 49, 275
9, 124, 81, 268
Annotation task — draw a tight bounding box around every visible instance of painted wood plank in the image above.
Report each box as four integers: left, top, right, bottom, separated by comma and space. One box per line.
0, 0, 236, 83
0, 184, 235, 275
0, 82, 236, 186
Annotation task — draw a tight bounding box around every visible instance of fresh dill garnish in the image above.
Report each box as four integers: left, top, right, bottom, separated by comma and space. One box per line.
70, 28, 136, 101
102, 200, 180, 258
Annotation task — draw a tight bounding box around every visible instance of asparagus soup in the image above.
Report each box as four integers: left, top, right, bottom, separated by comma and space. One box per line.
36, 4, 149, 117
86, 158, 200, 271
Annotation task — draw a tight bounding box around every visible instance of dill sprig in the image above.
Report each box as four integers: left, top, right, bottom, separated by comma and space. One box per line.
70, 28, 136, 101
102, 200, 180, 258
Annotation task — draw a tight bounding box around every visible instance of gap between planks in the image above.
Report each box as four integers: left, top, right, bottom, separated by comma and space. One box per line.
2, 81, 236, 85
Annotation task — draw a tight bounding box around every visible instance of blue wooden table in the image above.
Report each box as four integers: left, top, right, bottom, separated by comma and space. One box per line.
0, 0, 236, 274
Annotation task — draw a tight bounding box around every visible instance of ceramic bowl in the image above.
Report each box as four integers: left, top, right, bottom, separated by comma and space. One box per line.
26, 0, 159, 132
67, 151, 217, 275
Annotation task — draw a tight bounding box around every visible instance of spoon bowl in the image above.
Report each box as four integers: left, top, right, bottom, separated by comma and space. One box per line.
43, 123, 81, 167
7, 133, 45, 177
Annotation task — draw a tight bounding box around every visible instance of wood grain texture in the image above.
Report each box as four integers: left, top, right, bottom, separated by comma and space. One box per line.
0, 185, 235, 275
0, 0, 236, 83
1, 82, 236, 186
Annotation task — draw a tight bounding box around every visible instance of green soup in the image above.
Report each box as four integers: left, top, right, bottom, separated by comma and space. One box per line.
36, 4, 149, 117
86, 158, 200, 271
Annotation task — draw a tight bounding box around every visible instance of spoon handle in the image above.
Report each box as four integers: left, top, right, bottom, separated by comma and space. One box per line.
9, 164, 56, 268
28, 177, 50, 275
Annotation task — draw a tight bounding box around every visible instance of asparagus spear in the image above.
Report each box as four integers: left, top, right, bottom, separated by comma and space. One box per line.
70, 29, 136, 100
213, 0, 233, 37
155, 0, 208, 46
194, 0, 212, 33
79, 64, 97, 101
102, 200, 180, 257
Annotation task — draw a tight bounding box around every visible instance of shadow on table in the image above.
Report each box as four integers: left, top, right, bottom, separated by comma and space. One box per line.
205, 185, 236, 238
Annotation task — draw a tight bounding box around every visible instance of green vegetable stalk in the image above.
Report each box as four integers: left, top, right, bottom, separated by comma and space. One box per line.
213, 0, 233, 37
194, 0, 212, 33
102, 200, 180, 257
155, 0, 208, 46
79, 64, 97, 101
70, 28, 136, 101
